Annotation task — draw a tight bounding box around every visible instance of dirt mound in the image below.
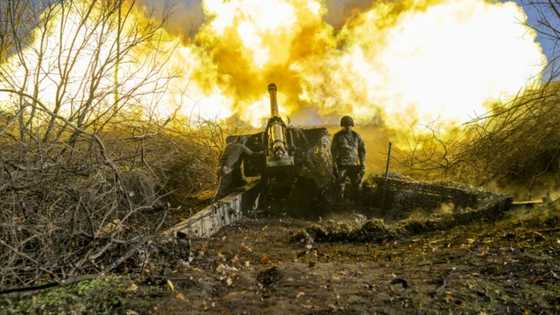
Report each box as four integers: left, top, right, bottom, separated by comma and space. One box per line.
293, 219, 396, 243
293, 195, 513, 243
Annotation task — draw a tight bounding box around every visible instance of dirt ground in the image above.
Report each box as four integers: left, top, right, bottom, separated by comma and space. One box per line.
152, 206, 560, 315
2, 205, 559, 314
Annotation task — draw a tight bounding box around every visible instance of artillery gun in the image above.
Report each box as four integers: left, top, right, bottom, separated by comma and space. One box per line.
169, 84, 514, 239
227, 83, 335, 211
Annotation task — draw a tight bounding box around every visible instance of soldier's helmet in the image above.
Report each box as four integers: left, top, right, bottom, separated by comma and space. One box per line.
225, 136, 236, 144
340, 115, 355, 127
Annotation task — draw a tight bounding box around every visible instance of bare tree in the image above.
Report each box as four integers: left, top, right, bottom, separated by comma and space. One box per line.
0, 0, 204, 291
527, 0, 560, 81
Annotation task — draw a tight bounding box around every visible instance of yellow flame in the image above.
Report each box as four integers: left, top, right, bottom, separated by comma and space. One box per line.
348, 0, 545, 124
203, 0, 322, 68
198, 0, 545, 127
0, 0, 547, 130
240, 92, 290, 128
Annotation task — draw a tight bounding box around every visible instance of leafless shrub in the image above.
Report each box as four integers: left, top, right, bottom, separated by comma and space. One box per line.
0, 0, 215, 291
459, 83, 560, 185
397, 83, 560, 188
393, 122, 466, 181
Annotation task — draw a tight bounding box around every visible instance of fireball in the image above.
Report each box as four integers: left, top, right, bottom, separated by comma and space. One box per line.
0, 0, 547, 130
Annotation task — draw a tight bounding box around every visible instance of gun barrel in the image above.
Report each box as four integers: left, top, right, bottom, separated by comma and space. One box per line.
268, 83, 279, 117
265, 83, 294, 168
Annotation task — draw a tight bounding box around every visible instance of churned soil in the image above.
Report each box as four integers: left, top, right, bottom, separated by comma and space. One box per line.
3, 205, 558, 314
154, 206, 560, 314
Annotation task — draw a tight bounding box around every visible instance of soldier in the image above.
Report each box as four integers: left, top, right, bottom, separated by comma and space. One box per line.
331, 115, 366, 200
215, 136, 258, 199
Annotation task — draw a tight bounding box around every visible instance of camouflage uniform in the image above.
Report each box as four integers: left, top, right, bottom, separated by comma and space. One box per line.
215, 142, 254, 199
331, 130, 366, 200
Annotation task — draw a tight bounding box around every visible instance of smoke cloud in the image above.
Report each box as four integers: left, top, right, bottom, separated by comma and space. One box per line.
15, 0, 542, 130
138, 0, 376, 37
132, 0, 545, 129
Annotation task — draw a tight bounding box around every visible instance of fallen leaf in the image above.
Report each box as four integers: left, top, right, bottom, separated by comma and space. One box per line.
166, 279, 175, 292
175, 293, 186, 301
126, 283, 138, 293
240, 243, 253, 253
445, 291, 454, 303
231, 255, 240, 264
260, 255, 271, 265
